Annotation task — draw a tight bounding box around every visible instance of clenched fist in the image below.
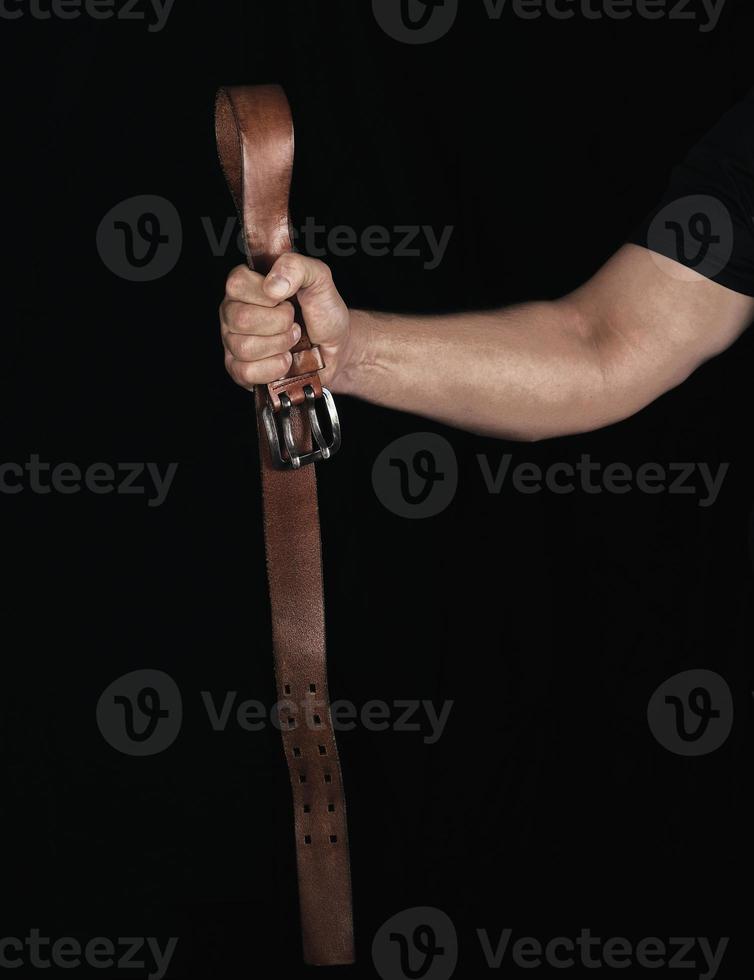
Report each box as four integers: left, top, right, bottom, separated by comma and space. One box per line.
220, 254, 360, 393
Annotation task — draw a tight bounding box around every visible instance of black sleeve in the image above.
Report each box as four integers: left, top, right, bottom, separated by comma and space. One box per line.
629, 88, 754, 298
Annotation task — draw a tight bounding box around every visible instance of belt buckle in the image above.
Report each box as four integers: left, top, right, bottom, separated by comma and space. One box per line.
262, 385, 342, 470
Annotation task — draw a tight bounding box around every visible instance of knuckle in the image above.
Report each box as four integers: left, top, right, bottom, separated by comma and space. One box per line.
223, 306, 241, 332
313, 257, 333, 282
273, 255, 299, 282
245, 336, 267, 360
224, 354, 250, 389
231, 335, 249, 359
226, 265, 250, 299
305, 258, 334, 295
240, 335, 263, 360
226, 334, 244, 358
240, 362, 258, 386
227, 359, 245, 387
237, 305, 259, 331
228, 358, 254, 388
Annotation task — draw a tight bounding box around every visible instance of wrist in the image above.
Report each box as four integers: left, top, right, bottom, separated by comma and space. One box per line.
334, 309, 376, 398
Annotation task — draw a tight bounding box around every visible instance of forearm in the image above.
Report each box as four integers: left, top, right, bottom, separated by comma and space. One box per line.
336, 301, 629, 441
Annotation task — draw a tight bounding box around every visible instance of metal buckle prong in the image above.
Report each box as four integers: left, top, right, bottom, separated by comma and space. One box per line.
279, 393, 300, 466
262, 385, 341, 470
305, 386, 331, 461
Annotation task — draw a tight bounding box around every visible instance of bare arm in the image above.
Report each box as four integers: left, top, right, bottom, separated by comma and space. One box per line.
220, 244, 754, 441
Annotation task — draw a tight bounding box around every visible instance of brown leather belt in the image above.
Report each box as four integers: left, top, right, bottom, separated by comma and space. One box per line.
215, 85, 355, 966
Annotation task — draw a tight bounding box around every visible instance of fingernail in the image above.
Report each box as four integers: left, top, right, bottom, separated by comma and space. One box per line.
292, 325, 302, 343
265, 274, 290, 298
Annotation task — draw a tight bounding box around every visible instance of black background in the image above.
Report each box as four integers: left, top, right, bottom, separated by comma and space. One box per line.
5, 0, 754, 976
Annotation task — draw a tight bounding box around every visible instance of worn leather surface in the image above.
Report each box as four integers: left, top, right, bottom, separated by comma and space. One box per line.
215, 84, 355, 966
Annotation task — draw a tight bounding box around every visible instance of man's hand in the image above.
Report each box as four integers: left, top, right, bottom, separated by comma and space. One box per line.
220, 254, 357, 392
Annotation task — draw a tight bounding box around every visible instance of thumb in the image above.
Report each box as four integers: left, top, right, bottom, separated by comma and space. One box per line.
263, 253, 336, 302
262, 254, 348, 345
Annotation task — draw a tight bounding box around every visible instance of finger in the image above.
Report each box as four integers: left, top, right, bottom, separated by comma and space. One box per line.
262, 254, 335, 302
225, 350, 293, 390
225, 264, 281, 306
220, 299, 295, 336
224, 324, 301, 362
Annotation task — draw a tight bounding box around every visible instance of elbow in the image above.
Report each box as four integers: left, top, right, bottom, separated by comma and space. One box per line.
512, 426, 557, 444
516, 297, 610, 443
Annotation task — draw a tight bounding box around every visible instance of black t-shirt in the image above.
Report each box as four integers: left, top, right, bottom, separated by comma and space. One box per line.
631, 88, 754, 297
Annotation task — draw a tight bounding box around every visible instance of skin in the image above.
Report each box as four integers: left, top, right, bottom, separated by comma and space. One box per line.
220, 245, 754, 442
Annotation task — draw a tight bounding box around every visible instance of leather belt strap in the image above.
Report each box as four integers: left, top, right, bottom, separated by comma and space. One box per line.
215, 84, 355, 967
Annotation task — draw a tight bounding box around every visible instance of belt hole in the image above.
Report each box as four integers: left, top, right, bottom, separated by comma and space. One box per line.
309, 684, 317, 693
327, 804, 335, 813
284, 684, 291, 695
299, 774, 306, 784
318, 745, 327, 755
293, 747, 301, 758
303, 804, 311, 813
324, 774, 332, 784
329, 835, 338, 844
304, 835, 312, 845
287, 718, 296, 728
313, 714, 322, 726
